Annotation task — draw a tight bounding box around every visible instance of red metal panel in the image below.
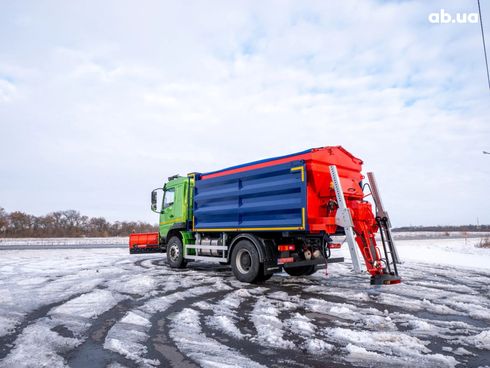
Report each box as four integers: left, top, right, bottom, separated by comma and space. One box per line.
129, 232, 159, 247
304, 147, 365, 234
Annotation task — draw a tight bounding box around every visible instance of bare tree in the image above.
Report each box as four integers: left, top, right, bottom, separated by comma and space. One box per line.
0, 207, 7, 236
0, 206, 158, 238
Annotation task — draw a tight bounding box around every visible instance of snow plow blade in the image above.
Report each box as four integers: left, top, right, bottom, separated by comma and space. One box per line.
129, 245, 163, 254
129, 232, 162, 254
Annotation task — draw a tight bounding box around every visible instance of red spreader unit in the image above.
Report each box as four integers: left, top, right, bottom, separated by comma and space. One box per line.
129, 232, 161, 254
201, 146, 401, 285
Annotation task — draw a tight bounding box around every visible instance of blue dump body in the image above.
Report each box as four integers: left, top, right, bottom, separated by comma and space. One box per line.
193, 160, 307, 231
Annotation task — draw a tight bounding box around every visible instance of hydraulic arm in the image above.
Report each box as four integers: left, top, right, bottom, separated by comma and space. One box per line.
329, 166, 401, 285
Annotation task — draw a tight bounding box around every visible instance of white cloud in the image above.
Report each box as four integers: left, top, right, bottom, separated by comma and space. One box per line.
0, 79, 17, 103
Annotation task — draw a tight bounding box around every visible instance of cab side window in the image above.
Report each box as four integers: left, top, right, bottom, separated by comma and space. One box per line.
163, 188, 175, 209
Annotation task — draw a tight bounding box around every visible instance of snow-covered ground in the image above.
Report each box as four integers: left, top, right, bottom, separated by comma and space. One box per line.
391, 231, 490, 240
0, 238, 489, 368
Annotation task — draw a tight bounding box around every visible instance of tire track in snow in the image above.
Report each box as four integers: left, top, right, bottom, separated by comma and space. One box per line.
202, 288, 255, 340
66, 299, 140, 368
104, 277, 232, 367
102, 281, 202, 367
0, 291, 89, 360
133, 257, 159, 270
1, 289, 125, 368
191, 286, 349, 368
146, 282, 235, 367
169, 308, 267, 368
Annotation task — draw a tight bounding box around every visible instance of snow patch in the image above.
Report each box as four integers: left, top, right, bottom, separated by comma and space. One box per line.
207, 315, 246, 340
466, 330, 490, 350
330, 328, 459, 367
50, 289, 123, 319
306, 338, 334, 354
0, 322, 79, 368
170, 308, 266, 368
250, 296, 295, 349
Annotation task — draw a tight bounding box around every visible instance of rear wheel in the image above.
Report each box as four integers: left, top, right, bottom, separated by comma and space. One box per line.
256, 273, 273, 282
255, 264, 273, 283
166, 236, 186, 268
284, 265, 316, 276
231, 240, 261, 283
305, 265, 317, 275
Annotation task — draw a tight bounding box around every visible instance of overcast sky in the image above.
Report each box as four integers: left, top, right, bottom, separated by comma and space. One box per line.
0, 0, 489, 226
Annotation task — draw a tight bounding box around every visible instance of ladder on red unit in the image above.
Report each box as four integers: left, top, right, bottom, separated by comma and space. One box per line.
367, 172, 401, 278
329, 165, 363, 273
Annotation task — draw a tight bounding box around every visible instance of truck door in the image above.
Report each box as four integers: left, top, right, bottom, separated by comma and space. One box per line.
160, 183, 185, 239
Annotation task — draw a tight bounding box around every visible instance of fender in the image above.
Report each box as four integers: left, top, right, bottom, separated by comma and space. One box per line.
162, 223, 186, 243
228, 233, 267, 263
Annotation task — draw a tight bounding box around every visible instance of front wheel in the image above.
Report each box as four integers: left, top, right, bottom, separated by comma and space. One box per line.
231, 240, 261, 283
166, 236, 187, 268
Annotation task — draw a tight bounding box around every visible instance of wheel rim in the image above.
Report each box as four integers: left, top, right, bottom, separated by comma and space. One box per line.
169, 244, 179, 262
236, 249, 252, 274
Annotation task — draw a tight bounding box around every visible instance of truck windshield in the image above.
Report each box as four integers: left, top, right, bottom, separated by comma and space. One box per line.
163, 188, 175, 209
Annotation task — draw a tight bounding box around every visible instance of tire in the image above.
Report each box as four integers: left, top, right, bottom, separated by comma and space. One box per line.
284, 265, 316, 277
256, 273, 273, 282
255, 265, 273, 283
305, 265, 317, 275
231, 240, 261, 283
166, 236, 187, 268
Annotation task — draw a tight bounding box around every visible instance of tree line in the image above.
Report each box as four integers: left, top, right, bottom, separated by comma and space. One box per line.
0, 207, 158, 238
392, 225, 490, 232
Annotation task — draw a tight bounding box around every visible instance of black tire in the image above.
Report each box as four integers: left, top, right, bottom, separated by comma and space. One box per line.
256, 273, 273, 282
231, 240, 261, 283
255, 264, 273, 283
305, 265, 317, 275
284, 265, 316, 276
166, 236, 186, 268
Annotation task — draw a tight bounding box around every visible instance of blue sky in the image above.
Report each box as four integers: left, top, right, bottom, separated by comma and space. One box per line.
0, 0, 489, 226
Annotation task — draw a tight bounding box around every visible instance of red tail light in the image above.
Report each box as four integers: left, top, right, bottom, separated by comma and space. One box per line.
278, 244, 295, 252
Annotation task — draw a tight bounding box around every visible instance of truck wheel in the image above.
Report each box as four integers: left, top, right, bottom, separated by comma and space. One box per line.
284, 265, 315, 277
231, 240, 261, 283
255, 265, 273, 283
305, 265, 317, 275
166, 236, 186, 269
256, 273, 273, 282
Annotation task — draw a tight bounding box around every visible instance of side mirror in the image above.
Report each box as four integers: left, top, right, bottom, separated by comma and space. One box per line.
151, 190, 158, 212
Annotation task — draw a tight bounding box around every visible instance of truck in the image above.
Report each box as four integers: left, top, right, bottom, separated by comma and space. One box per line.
129, 146, 401, 285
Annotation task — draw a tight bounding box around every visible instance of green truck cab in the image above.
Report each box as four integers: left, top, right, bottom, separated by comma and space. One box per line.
151, 175, 193, 242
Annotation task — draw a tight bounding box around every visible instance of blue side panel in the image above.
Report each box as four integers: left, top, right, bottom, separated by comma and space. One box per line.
193, 161, 307, 231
